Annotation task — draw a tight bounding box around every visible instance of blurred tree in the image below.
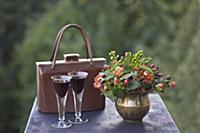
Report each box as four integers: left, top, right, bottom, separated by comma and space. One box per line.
0, 0, 59, 133
164, 1, 200, 132
0, 0, 56, 64
1, 0, 199, 132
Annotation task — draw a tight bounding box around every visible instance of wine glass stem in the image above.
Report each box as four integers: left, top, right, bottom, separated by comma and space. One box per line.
72, 89, 84, 119
56, 93, 68, 122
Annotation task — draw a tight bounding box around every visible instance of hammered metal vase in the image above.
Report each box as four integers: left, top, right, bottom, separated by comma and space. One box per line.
115, 92, 150, 123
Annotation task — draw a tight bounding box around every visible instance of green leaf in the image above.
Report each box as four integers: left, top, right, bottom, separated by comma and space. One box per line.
155, 87, 164, 93
104, 74, 114, 81
101, 69, 111, 75
126, 80, 141, 92
140, 65, 153, 74
120, 71, 137, 80
101, 89, 117, 102
112, 87, 125, 99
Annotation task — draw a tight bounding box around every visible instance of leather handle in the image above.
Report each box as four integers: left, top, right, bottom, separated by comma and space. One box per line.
50, 24, 94, 68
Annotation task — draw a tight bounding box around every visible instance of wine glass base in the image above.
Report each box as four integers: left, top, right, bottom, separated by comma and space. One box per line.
68, 117, 88, 124
51, 121, 72, 128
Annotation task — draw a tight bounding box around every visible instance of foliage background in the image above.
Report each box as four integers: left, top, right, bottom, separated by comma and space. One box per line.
0, 0, 199, 133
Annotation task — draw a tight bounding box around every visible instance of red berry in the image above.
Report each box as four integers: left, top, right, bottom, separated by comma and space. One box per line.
171, 82, 176, 88
114, 77, 120, 85
150, 76, 155, 81
118, 66, 124, 72
145, 75, 151, 80
152, 67, 157, 71
124, 79, 129, 86
157, 83, 164, 88
143, 71, 150, 77
150, 64, 156, 68
145, 64, 150, 67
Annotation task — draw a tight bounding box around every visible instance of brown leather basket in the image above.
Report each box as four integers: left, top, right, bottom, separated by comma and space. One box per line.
36, 24, 106, 113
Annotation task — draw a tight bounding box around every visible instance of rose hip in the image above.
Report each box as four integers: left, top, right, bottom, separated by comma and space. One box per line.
171, 82, 176, 88
114, 77, 120, 85
157, 83, 164, 88
124, 79, 129, 86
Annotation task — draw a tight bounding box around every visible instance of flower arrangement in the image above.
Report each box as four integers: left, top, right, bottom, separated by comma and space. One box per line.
94, 50, 176, 101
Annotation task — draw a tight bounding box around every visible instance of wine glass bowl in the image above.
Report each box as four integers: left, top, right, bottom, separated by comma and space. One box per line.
51, 75, 72, 128
68, 71, 88, 124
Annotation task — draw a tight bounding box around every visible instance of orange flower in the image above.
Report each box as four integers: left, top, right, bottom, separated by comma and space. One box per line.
113, 66, 124, 76
93, 82, 101, 89
94, 74, 104, 89
94, 74, 103, 83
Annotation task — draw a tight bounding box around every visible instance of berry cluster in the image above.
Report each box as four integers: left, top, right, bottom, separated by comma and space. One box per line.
134, 66, 155, 83
93, 50, 176, 101
133, 64, 176, 93
151, 64, 176, 89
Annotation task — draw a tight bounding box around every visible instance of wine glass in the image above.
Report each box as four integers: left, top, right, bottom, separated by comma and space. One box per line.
51, 75, 72, 128
68, 71, 88, 124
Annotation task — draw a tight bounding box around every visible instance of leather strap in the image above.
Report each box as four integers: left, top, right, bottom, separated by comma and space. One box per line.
50, 24, 94, 68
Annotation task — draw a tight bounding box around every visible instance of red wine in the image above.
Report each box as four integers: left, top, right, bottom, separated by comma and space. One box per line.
68, 71, 88, 94
51, 75, 71, 97
53, 82, 70, 97
71, 78, 85, 94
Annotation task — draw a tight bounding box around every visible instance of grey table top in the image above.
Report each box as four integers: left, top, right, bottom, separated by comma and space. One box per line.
24, 94, 180, 133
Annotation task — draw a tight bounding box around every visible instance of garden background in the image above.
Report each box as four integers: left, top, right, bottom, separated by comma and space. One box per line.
0, 0, 199, 133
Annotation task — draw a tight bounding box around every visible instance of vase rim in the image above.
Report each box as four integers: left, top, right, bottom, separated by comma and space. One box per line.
127, 90, 150, 95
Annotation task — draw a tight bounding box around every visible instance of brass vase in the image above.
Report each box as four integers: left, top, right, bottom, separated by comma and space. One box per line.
115, 92, 150, 123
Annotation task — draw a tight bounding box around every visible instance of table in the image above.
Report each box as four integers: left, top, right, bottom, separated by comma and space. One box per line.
24, 94, 180, 133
